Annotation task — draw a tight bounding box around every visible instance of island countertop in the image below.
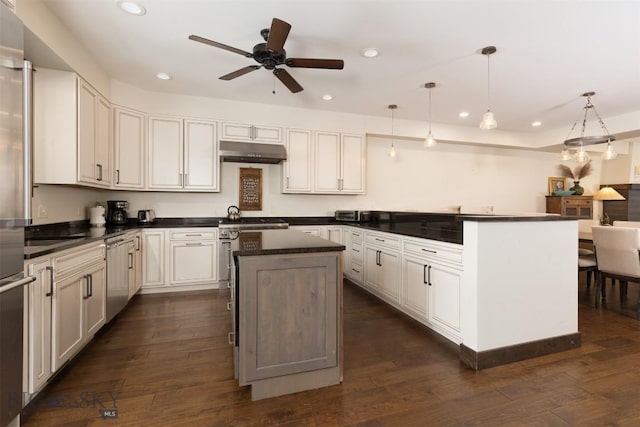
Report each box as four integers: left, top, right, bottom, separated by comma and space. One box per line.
231, 229, 345, 257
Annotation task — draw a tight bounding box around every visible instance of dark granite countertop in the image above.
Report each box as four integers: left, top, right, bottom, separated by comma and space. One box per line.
231, 229, 345, 257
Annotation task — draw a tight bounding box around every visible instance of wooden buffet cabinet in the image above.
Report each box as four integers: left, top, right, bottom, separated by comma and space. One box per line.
546, 195, 593, 219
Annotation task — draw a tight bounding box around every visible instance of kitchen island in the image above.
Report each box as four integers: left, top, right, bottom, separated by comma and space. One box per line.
230, 229, 345, 400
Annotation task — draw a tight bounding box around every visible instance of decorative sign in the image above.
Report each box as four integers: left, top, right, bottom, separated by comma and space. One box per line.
239, 168, 263, 211
239, 232, 263, 251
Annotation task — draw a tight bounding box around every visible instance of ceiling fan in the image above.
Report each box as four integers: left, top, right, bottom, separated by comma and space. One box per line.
188, 18, 344, 93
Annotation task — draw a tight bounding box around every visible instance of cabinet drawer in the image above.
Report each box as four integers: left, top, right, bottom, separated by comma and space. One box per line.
349, 229, 363, 242
169, 229, 217, 240
349, 261, 363, 283
53, 242, 105, 278
564, 199, 589, 207
365, 232, 400, 250
351, 242, 363, 262
403, 239, 463, 265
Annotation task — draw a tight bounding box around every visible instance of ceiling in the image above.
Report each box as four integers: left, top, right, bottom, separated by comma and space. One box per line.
37, 0, 640, 134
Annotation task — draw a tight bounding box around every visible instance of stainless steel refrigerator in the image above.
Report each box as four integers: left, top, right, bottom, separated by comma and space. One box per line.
0, 3, 33, 426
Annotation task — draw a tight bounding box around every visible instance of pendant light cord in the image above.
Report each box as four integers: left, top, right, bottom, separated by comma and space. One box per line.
428, 87, 432, 133
486, 53, 491, 111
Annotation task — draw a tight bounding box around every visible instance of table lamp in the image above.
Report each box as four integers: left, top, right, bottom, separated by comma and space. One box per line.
593, 186, 625, 225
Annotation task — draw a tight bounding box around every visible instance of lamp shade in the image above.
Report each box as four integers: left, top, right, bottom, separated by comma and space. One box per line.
593, 187, 625, 201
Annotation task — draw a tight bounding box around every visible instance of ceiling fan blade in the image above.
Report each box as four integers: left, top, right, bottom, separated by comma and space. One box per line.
219, 66, 261, 81
273, 68, 303, 93
188, 35, 253, 57
265, 18, 291, 53
286, 58, 344, 69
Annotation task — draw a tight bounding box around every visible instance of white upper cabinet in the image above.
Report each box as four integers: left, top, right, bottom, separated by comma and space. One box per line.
314, 132, 365, 194
282, 128, 312, 193
148, 115, 219, 192
114, 106, 145, 189
221, 122, 282, 143
34, 69, 112, 188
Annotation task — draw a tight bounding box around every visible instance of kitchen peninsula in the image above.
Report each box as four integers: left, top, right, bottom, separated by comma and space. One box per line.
230, 229, 345, 400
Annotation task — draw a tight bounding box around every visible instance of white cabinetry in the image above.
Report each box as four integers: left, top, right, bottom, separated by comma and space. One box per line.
51, 242, 106, 372
343, 227, 363, 284
114, 106, 145, 189
314, 132, 365, 194
142, 228, 219, 292
128, 231, 142, 298
282, 129, 312, 192
402, 237, 462, 341
148, 116, 219, 191
168, 229, 217, 286
25, 257, 53, 394
221, 122, 282, 143
142, 229, 166, 288
290, 226, 321, 236
363, 231, 401, 304
34, 69, 112, 188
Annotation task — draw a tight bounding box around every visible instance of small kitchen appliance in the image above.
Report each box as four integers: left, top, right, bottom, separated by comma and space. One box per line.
107, 200, 128, 225
89, 205, 106, 227
137, 209, 156, 224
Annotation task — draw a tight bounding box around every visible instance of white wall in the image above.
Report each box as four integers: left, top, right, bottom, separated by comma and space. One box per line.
32, 185, 105, 225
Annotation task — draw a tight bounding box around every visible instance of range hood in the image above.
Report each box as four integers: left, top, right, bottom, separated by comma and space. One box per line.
219, 140, 287, 164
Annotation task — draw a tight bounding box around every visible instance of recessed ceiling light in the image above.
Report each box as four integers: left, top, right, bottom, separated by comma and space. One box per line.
531, 121, 542, 127
117, 1, 146, 16
361, 48, 380, 58
458, 111, 469, 118
156, 72, 171, 80
322, 94, 333, 101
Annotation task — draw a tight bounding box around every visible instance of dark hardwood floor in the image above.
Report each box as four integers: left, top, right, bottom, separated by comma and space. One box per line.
22, 276, 640, 426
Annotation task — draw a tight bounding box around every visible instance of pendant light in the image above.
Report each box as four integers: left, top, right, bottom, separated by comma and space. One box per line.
388, 104, 397, 158
479, 46, 497, 130
561, 92, 616, 162
424, 82, 437, 147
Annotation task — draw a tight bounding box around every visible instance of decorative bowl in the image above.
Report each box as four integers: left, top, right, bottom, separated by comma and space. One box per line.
553, 190, 576, 196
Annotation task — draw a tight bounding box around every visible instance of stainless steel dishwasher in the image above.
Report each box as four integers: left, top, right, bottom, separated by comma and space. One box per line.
105, 235, 135, 322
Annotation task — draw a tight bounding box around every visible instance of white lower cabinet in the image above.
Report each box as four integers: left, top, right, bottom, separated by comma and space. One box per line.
142, 228, 218, 292
26, 257, 53, 394
428, 262, 461, 336
402, 255, 429, 320
364, 246, 401, 304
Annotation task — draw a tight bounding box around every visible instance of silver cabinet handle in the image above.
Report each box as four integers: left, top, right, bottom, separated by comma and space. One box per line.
184, 173, 188, 187
179, 173, 183, 186
46, 266, 54, 296
116, 169, 120, 184
185, 234, 202, 237
421, 248, 437, 254
185, 242, 202, 246
135, 235, 141, 251
128, 252, 134, 269
96, 164, 103, 181
226, 301, 232, 311
228, 332, 234, 345
375, 238, 385, 242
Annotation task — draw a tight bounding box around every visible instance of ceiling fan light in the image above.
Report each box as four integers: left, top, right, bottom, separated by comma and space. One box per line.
479, 110, 497, 130
573, 145, 590, 163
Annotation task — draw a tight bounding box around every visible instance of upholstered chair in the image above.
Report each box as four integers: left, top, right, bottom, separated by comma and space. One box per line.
591, 226, 640, 318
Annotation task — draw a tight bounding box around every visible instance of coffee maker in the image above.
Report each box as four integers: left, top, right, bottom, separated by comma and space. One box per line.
107, 200, 128, 225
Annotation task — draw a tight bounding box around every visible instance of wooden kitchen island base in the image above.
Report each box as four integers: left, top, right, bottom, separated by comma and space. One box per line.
232, 231, 345, 401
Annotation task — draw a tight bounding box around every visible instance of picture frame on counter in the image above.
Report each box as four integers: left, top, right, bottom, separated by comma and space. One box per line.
548, 177, 566, 195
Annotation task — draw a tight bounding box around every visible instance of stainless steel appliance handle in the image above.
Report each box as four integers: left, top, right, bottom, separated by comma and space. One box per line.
0, 276, 35, 294
23, 60, 33, 224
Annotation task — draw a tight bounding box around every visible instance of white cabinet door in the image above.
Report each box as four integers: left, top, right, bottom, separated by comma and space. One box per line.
290, 226, 321, 236
142, 229, 166, 288
169, 240, 217, 285
364, 247, 382, 291
95, 95, 112, 186
84, 261, 106, 338
380, 250, 401, 303
314, 131, 341, 193
114, 107, 145, 189
221, 122, 282, 142
77, 80, 97, 184
428, 262, 462, 334
148, 116, 183, 189
52, 269, 84, 372
327, 227, 343, 243
340, 133, 365, 193
184, 119, 218, 191
26, 258, 53, 394
283, 128, 312, 192
402, 255, 429, 321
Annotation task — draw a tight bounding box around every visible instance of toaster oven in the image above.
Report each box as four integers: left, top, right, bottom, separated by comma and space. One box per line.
334, 210, 363, 222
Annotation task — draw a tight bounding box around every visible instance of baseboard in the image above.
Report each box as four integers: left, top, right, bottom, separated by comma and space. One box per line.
460, 332, 582, 370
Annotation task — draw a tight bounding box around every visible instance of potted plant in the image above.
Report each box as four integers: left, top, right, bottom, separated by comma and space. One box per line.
557, 160, 593, 195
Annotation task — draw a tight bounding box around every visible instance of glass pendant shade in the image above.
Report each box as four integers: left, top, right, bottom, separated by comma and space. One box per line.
479, 111, 497, 130
573, 145, 590, 162
601, 142, 617, 160
389, 144, 397, 158
424, 132, 437, 147
560, 148, 573, 161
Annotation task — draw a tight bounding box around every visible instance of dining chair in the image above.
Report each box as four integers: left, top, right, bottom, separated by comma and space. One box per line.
591, 226, 640, 319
